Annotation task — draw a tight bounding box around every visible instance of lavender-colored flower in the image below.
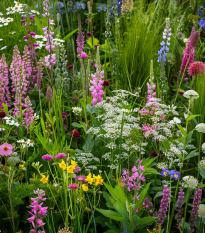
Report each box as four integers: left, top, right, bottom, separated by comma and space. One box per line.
85, 19, 90, 23
175, 189, 185, 230
76, 24, 84, 56
73, 166, 81, 173
198, 6, 204, 17
189, 188, 202, 233
75, 175, 86, 183
157, 185, 171, 228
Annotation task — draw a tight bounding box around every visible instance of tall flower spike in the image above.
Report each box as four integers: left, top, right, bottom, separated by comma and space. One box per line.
0, 54, 11, 108
189, 188, 202, 233
175, 189, 185, 230
157, 185, 171, 229
181, 27, 199, 76
76, 14, 84, 57
46, 86, 53, 102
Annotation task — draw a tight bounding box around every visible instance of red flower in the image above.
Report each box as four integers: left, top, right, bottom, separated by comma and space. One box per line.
178, 91, 184, 95
0, 111, 6, 119
62, 112, 67, 121
150, 151, 158, 157
71, 130, 81, 140
68, 65, 73, 70
103, 81, 110, 87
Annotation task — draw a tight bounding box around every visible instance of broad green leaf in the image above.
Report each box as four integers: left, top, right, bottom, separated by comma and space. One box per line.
163, 139, 170, 150
144, 167, 160, 175
63, 28, 78, 41
135, 183, 150, 210
86, 104, 98, 115
113, 200, 129, 223
83, 134, 94, 152
104, 183, 127, 204
8, 157, 20, 166
2, 103, 8, 113
34, 16, 44, 35
87, 37, 99, 48
95, 208, 125, 222
132, 216, 157, 230
71, 122, 82, 128
185, 149, 198, 160
185, 131, 193, 146
0, 171, 4, 175
176, 124, 187, 137
53, 26, 60, 38
199, 166, 205, 179
103, 191, 113, 208
186, 115, 200, 122
142, 157, 157, 168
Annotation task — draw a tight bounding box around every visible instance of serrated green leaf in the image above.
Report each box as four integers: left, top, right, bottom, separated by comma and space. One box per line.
113, 200, 129, 223
8, 157, 20, 167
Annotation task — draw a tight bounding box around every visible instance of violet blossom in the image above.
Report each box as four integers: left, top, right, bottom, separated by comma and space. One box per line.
28, 189, 48, 233
175, 189, 184, 230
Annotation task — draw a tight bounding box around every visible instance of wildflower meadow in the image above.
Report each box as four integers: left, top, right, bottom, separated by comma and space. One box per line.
1, 0, 205, 232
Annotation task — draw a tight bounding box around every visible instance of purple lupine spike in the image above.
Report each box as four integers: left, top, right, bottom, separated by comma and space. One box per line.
157, 185, 171, 229
175, 189, 185, 230
189, 188, 202, 233
181, 27, 199, 76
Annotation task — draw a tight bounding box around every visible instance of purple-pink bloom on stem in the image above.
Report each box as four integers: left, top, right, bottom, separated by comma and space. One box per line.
42, 154, 53, 160
55, 153, 67, 159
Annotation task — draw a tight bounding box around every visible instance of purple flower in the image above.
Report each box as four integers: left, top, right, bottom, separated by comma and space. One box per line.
86, 32, 92, 38
173, 171, 181, 180
68, 184, 79, 190
42, 154, 53, 161
75, 175, 87, 184
85, 19, 90, 23
189, 189, 202, 233
103, 80, 110, 87
81, 52, 88, 58
161, 169, 169, 177
55, 153, 67, 159
175, 189, 185, 230
157, 185, 171, 229
73, 166, 81, 173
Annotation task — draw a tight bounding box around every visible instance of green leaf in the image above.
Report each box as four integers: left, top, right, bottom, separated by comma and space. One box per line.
185, 149, 198, 160
113, 200, 129, 223
83, 134, 94, 152
63, 28, 78, 41
142, 157, 157, 168
86, 104, 98, 115
144, 167, 160, 175
162, 139, 170, 150
0, 171, 4, 175
95, 208, 125, 222
104, 183, 127, 204
199, 166, 205, 179
176, 124, 187, 137
186, 115, 200, 122
34, 16, 44, 35
135, 183, 150, 210
71, 122, 82, 128
132, 216, 158, 230
2, 103, 8, 113
87, 37, 99, 48
103, 191, 113, 208
53, 26, 60, 38
185, 130, 193, 146
8, 157, 20, 167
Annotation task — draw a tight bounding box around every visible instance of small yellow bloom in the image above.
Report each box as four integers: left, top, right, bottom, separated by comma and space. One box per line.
94, 175, 103, 187
86, 173, 94, 185
19, 164, 24, 168
71, 160, 78, 168
58, 160, 67, 170
40, 175, 49, 184
82, 184, 88, 191
85, 207, 91, 212
67, 165, 75, 173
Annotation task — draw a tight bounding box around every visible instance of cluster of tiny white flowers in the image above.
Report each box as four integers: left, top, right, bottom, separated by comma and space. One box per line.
157, 162, 168, 169
72, 107, 82, 116
181, 176, 198, 189
75, 152, 100, 166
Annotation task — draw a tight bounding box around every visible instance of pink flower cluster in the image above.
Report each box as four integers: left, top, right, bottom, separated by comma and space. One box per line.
146, 82, 156, 103
42, 0, 56, 69
143, 197, 154, 213
181, 27, 199, 76
0, 54, 11, 108
13, 96, 34, 127
28, 189, 48, 233
76, 23, 84, 57
142, 123, 158, 138
89, 65, 104, 106
122, 160, 146, 192
188, 61, 205, 76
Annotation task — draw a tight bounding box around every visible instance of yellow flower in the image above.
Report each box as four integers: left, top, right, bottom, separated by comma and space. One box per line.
94, 175, 103, 187
67, 165, 75, 173
40, 175, 49, 184
19, 164, 24, 168
58, 160, 67, 170
71, 160, 78, 168
86, 173, 94, 185
82, 184, 88, 191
